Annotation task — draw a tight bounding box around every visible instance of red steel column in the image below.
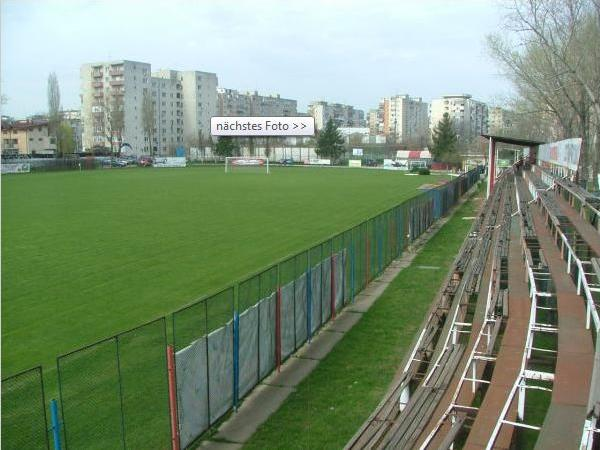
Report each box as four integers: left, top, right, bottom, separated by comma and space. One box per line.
166, 345, 180, 450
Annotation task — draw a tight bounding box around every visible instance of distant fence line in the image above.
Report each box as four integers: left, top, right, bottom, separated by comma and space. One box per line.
1, 167, 483, 450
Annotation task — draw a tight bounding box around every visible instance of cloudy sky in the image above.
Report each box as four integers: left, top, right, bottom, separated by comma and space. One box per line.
1, 0, 513, 117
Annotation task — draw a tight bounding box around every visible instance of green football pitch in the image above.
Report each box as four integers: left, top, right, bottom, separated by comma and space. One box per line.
2, 166, 447, 375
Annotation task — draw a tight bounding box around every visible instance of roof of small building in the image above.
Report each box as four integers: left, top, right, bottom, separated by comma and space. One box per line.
2, 119, 49, 131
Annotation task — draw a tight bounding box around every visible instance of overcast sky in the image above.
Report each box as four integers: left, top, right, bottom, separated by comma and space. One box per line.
1, 0, 513, 117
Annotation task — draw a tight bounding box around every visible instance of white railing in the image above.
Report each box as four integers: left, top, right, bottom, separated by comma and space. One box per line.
486, 252, 556, 449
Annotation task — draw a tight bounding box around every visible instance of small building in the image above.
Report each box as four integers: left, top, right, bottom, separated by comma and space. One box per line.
1, 119, 56, 157
395, 150, 432, 169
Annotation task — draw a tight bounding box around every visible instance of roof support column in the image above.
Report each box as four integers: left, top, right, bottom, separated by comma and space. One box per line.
487, 136, 496, 198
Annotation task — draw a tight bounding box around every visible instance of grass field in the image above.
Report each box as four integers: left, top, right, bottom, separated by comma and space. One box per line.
2, 166, 448, 376
242, 186, 481, 450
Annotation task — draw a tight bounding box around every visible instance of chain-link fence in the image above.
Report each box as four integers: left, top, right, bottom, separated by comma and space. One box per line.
56, 318, 171, 449
1, 366, 49, 450
3, 167, 483, 449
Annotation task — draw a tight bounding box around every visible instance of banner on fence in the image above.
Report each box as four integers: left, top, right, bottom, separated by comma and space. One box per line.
305, 158, 331, 166
153, 157, 187, 168
537, 138, 582, 172
1, 163, 31, 174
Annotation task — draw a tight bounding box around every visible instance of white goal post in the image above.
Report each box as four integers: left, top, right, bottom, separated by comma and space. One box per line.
225, 157, 270, 174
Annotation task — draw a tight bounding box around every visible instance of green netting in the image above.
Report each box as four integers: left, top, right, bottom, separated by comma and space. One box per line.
58, 338, 124, 449
57, 319, 170, 450
342, 229, 353, 303
238, 274, 260, 313
172, 299, 207, 351
206, 287, 235, 333
116, 319, 171, 449
279, 255, 296, 286
294, 250, 308, 278
1, 367, 49, 450
259, 266, 277, 298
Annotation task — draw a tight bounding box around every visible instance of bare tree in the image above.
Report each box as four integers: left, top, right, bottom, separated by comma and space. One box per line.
47, 72, 61, 155
142, 91, 155, 155
488, 0, 600, 184
105, 94, 124, 155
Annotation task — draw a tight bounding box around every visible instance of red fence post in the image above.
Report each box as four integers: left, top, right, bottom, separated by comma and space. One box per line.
276, 287, 282, 371
166, 345, 180, 450
331, 255, 336, 319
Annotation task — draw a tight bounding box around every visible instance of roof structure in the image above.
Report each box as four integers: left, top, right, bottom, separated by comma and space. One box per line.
480, 134, 545, 147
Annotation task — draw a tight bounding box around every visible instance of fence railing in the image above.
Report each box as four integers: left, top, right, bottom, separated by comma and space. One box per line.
1, 167, 482, 450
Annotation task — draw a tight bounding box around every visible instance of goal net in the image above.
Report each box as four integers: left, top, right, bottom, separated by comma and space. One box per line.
225, 157, 270, 174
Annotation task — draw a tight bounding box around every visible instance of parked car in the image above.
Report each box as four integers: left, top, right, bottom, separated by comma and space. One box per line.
279, 158, 294, 165
362, 158, 378, 167
111, 159, 128, 168
138, 156, 153, 167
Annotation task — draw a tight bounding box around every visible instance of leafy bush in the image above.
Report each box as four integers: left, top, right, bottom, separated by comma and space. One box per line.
418, 168, 430, 175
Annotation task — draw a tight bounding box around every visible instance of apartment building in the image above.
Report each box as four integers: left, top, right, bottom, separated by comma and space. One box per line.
382, 95, 429, 145
367, 109, 381, 135
151, 70, 185, 154
307, 101, 365, 130
81, 61, 217, 155
430, 94, 488, 142
217, 89, 297, 117
81, 60, 151, 153
1, 119, 56, 156
179, 71, 218, 145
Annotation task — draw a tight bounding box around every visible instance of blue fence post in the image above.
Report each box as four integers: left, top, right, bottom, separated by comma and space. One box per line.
233, 311, 239, 409
50, 399, 62, 450
306, 268, 312, 342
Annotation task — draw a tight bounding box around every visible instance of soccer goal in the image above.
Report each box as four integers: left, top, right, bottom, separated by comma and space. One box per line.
225, 157, 270, 174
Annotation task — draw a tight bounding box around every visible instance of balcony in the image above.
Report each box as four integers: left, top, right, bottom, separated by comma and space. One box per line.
113, 90, 125, 96
110, 79, 124, 86
92, 81, 103, 88
109, 68, 124, 76
92, 70, 103, 78
93, 91, 104, 98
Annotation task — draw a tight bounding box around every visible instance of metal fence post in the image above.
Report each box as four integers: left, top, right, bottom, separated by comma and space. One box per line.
233, 310, 240, 409
331, 255, 336, 319
50, 399, 62, 450
306, 266, 312, 342
166, 345, 180, 450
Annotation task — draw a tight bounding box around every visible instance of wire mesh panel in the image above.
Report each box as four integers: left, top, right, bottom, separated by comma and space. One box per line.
116, 319, 171, 449
258, 266, 277, 380
280, 279, 295, 360
342, 229, 353, 304
321, 240, 332, 323
237, 274, 261, 401
58, 338, 124, 449
333, 249, 345, 312
278, 255, 296, 361
57, 319, 170, 450
309, 244, 323, 333
279, 255, 295, 287
172, 298, 209, 448
356, 223, 366, 293
1, 367, 49, 450
368, 218, 376, 282
206, 288, 234, 424
294, 251, 308, 348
